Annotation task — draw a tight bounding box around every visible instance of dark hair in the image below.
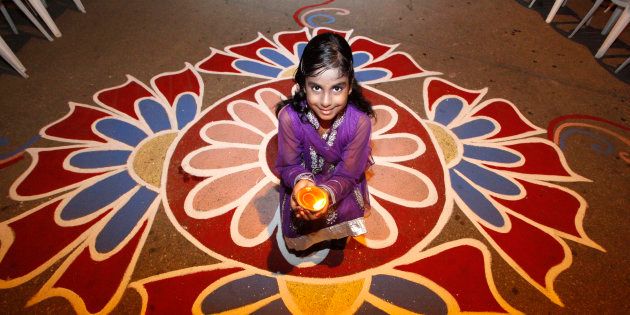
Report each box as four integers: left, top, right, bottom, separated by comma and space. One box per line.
276, 32, 374, 118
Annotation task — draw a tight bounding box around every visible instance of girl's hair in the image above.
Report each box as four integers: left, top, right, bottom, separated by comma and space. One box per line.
276, 32, 374, 118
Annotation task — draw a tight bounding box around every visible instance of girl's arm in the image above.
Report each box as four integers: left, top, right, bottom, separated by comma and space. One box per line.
276, 108, 314, 188
320, 114, 371, 205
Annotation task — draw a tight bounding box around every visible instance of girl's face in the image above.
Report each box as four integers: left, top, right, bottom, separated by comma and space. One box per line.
304, 68, 352, 127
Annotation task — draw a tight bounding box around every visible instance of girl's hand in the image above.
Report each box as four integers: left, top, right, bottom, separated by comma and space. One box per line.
291, 179, 314, 218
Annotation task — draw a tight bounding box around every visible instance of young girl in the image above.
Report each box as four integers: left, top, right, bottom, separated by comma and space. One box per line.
276, 32, 374, 252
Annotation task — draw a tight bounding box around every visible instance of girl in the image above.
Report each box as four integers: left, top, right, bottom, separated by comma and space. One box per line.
276, 32, 374, 252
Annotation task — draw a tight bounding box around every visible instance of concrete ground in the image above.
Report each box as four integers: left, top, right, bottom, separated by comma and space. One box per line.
0, 0, 628, 314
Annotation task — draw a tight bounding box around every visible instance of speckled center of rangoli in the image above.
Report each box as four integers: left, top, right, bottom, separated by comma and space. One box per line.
426, 122, 460, 167
132, 132, 178, 188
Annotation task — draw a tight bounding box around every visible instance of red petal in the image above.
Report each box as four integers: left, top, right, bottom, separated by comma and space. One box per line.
153, 66, 201, 106
41, 104, 110, 143
472, 100, 541, 140
13, 147, 105, 198
492, 179, 581, 237
314, 28, 349, 39
486, 140, 574, 178
47, 221, 149, 314
95, 78, 153, 120
197, 49, 240, 74
350, 37, 392, 60
395, 243, 507, 313
227, 36, 276, 65
482, 214, 566, 288
364, 53, 425, 79
425, 78, 482, 112
276, 29, 309, 56
0, 199, 109, 284
137, 266, 244, 314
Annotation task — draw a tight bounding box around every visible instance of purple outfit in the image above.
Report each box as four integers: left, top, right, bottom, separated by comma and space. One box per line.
276, 102, 372, 250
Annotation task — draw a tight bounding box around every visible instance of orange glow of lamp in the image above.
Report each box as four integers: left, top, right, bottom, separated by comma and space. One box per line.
296, 186, 329, 212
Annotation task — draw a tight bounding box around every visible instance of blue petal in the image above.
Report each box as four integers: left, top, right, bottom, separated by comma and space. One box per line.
176, 94, 198, 130
434, 98, 463, 126
95, 118, 148, 147
453, 160, 520, 196
451, 118, 495, 140
260, 48, 294, 68
370, 275, 447, 314
95, 186, 157, 253
296, 43, 306, 59
463, 145, 521, 164
251, 299, 291, 315
202, 275, 279, 314
306, 13, 336, 27
355, 69, 388, 82
234, 60, 281, 78
61, 171, 137, 220
69, 150, 131, 169
450, 169, 505, 226
353, 52, 371, 68
138, 99, 171, 133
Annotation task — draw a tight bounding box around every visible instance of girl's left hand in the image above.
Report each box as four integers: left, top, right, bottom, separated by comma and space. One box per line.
296, 202, 329, 221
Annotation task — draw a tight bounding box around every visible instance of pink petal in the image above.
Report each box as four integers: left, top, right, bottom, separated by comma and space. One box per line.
152, 65, 201, 106
203, 122, 263, 145
229, 101, 276, 134
12, 147, 105, 199
257, 89, 285, 114
492, 179, 582, 238
186, 146, 259, 172
191, 168, 264, 213
362, 198, 396, 248
275, 29, 309, 56
472, 100, 543, 140
226, 36, 276, 65
485, 140, 575, 178
95, 77, 153, 120
0, 199, 109, 285
350, 37, 393, 61
395, 242, 511, 313
41, 104, 110, 143
425, 78, 483, 113
371, 106, 395, 135
31, 220, 149, 314
196, 49, 241, 74
236, 182, 279, 244
481, 213, 567, 295
364, 53, 425, 79
372, 134, 423, 162
368, 163, 433, 207
132, 265, 244, 315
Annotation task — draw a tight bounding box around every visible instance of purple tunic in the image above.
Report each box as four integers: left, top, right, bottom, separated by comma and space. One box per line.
276, 103, 372, 250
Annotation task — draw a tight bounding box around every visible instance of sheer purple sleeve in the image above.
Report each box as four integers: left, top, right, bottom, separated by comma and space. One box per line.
276, 107, 313, 188
320, 114, 371, 205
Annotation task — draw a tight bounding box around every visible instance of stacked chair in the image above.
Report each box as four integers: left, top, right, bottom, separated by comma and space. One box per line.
0, 0, 86, 78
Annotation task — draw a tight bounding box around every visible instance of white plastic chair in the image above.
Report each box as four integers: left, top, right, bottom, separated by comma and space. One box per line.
11, 0, 54, 40
1, 2, 18, 34
0, 34, 28, 77
528, 0, 569, 23
595, 0, 629, 58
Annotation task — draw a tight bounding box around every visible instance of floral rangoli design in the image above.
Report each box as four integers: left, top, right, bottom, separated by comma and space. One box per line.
0, 27, 602, 314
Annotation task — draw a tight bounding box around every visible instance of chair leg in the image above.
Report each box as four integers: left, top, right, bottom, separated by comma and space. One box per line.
602, 6, 622, 35
529, 0, 537, 9
569, 0, 604, 38
12, 0, 53, 41
1, 4, 19, 34
0, 36, 28, 78
614, 56, 630, 73
595, 7, 629, 58
26, 0, 61, 37
73, 0, 86, 13
546, 0, 566, 23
